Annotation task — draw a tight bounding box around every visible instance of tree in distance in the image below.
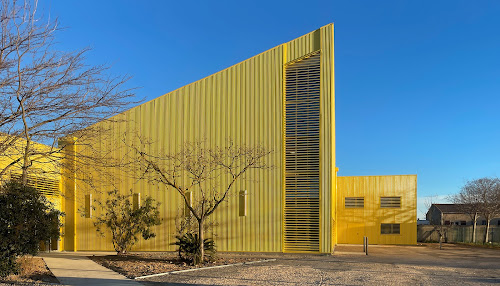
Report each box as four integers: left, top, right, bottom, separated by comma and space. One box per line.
452, 177, 500, 243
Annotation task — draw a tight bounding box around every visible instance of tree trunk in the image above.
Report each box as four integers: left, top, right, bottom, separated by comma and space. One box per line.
198, 217, 204, 265
472, 213, 477, 243
485, 218, 490, 243
21, 139, 31, 186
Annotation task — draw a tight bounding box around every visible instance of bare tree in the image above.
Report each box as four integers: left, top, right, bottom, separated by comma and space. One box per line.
476, 178, 500, 243
435, 225, 448, 250
455, 178, 500, 243
133, 140, 272, 264
423, 195, 438, 222
0, 0, 136, 184
450, 184, 482, 243
423, 197, 448, 249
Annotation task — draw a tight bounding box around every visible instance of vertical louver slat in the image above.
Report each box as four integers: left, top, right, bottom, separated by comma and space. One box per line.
284, 51, 320, 252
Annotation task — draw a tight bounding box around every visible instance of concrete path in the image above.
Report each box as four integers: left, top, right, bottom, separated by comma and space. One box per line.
41, 252, 142, 286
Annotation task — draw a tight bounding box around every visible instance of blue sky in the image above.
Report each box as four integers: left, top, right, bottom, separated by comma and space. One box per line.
38, 1, 500, 219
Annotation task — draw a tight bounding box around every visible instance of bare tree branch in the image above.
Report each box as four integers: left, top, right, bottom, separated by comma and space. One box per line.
128, 137, 272, 264
452, 177, 500, 243
0, 0, 138, 185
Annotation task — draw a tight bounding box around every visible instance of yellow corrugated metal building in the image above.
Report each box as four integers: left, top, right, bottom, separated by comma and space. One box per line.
55, 23, 416, 253
337, 175, 417, 245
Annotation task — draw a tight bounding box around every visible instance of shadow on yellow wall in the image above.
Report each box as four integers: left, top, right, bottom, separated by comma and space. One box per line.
337, 175, 417, 245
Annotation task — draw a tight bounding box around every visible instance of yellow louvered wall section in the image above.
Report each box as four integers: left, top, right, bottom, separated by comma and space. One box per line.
10, 173, 60, 197
284, 52, 321, 252
62, 24, 336, 253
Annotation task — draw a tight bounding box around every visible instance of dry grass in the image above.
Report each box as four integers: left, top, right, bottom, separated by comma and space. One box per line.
16, 256, 38, 277
0, 256, 58, 285
455, 242, 500, 249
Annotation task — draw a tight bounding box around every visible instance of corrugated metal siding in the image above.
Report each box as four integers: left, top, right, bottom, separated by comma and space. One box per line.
73, 46, 286, 253
287, 29, 321, 62
63, 24, 336, 253
319, 24, 335, 253
337, 175, 417, 245
60, 138, 77, 251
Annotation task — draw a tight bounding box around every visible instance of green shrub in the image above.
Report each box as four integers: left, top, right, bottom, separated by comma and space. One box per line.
0, 255, 18, 278
0, 181, 63, 277
93, 189, 161, 255
174, 233, 216, 265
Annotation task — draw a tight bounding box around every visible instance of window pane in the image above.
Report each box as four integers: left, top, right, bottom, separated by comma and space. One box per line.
381, 224, 391, 234
381, 223, 400, 234
392, 224, 400, 234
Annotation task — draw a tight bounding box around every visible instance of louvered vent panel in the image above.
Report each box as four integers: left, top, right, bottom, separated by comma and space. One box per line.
345, 197, 364, 208
284, 51, 320, 252
380, 196, 401, 208
10, 173, 60, 197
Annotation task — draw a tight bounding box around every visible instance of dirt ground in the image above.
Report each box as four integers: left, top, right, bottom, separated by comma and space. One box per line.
138, 244, 500, 286
90, 252, 261, 279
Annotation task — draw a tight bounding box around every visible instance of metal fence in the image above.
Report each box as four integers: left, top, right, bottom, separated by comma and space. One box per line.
417, 225, 500, 243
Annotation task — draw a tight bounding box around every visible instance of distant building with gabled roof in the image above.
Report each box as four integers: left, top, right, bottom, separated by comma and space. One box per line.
426, 204, 500, 226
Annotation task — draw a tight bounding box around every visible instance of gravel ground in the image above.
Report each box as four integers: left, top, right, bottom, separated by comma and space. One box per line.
139, 244, 500, 286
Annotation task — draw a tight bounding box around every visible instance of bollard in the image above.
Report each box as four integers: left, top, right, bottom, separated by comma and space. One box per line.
363, 236, 368, 255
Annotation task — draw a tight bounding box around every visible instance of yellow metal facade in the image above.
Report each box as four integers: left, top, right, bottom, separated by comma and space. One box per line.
60, 138, 77, 251
55, 24, 417, 253
0, 25, 417, 252
336, 175, 417, 245
61, 24, 335, 253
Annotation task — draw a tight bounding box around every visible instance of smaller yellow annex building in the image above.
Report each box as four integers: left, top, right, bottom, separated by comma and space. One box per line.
1, 24, 417, 253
